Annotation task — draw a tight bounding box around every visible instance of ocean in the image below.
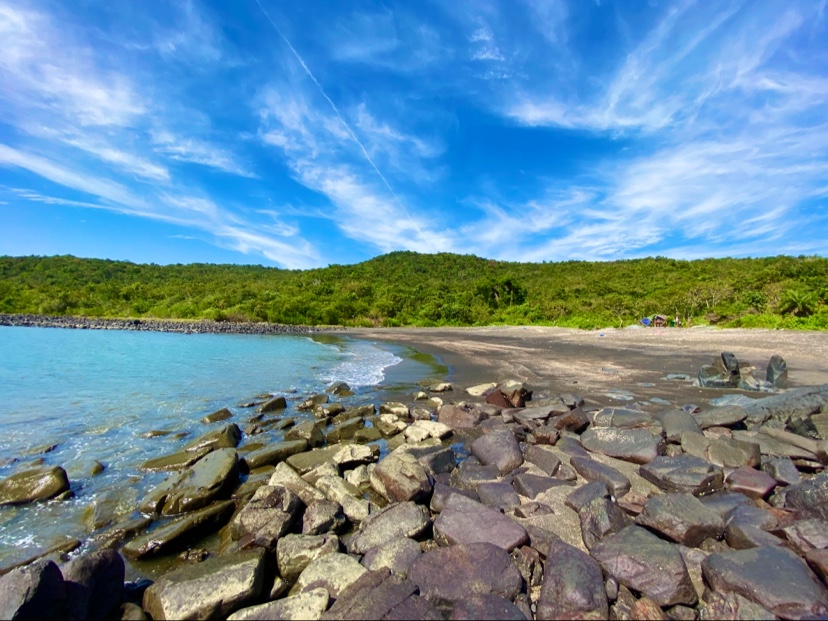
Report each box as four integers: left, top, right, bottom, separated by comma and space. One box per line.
0, 326, 444, 570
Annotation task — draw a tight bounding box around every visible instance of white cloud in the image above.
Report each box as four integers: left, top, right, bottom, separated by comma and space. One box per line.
150, 130, 256, 178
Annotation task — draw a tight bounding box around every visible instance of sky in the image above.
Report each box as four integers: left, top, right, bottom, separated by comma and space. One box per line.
1, 0, 827, 269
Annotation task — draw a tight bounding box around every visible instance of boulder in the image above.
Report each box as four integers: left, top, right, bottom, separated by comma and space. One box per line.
761, 457, 801, 487
655, 409, 701, 443
286, 421, 325, 448
370, 451, 432, 504
513, 473, 571, 499
766, 355, 788, 389
277, 534, 340, 583
315, 475, 374, 524
581, 427, 662, 464
258, 396, 287, 413
569, 456, 631, 498
245, 440, 308, 470
361, 538, 422, 576
143, 549, 267, 620
298, 394, 328, 411
201, 408, 233, 424
726, 466, 777, 499
326, 381, 352, 396
477, 482, 521, 509
140, 448, 211, 472
183, 424, 241, 452
536, 537, 608, 620
578, 496, 630, 550
433, 494, 528, 551
408, 543, 523, 609
470, 430, 523, 475
286, 445, 347, 474
291, 553, 366, 599
350, 502, 430, 555
227, 588, 328, 621
639, 454, 724, 495
784, 473, 828, 520
565, 481, 610, 513
449, 460, 501, 492
524, 445, 561, 476
62, 549, 125, 620
405, 420, 452, 441
0, 559, 66, 620
450, 595, 527, 620
698, 591, 777, 621
332, 444, 375, 469
694, 406, 748, 429
139, 448, 239, 515
268, 462, 325, 506
0, 466, 70, 506
782, 519, 828, 555
314, 403, 345, 419
303, 499, 346, 536
229, 485, 303, 549
592, 408, 654, 429
123, 500, 235, 560
591, 526, 697, 607
467, 382, 497, 397
701, 546, 828, 619
438, 404, 483, 429
636, 493, 724, 547
322, 568, 441, 620
325, 418, 364, 444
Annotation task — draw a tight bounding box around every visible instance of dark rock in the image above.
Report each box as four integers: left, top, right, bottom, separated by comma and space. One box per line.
62, 549, 125, 620
726, 466, 777, 499
140, 448, 212, 472
118, 602, 149, 620
433, 494, 528, 551
276, 533, 339, 583
565, 481, 610, 513
698, 491, 753, 518
326, 381, 351, 396
725, 523, 786, 549
762, 457, 801, 487
724, 503, 778, 530
548, 408, 590, 433
0, 559, 66, 620
201, 408, 233, 424
417, 447, 456, 475
0, 466, 70, 506
350, 502, 430, 555
438, 404, 483, 429
449, 460, 502, 492
698, 591, 777, 621
470, 431, 523, 475
143, 548, 267, 620
285, 421, 325, 448
640, 454, 724, 495
570, 456, 631, 498
183, 424, 241, 452
784, 473, 828, 520
408, 543, 523, 609
302, 498, 346, 535
513, 473, 571, 499
580, 428, 662, 464
325, 417, 364, 444
557, 435, 591, 459
694, 406, 748, 429
783, 518, 828, 555
258, 396, 287, 413
636, 493, 725, 547
699, 365, 733, 389
478, 481, 521, 509
229, 485, 303, 549
591, 526, 697, 607
322, 568, 441, 621
702, 546, 828, 619
246, 440, 309, 471
630, 596, 667, 620
579, 496, 631, 550
655, 410, 702, 443
450, 594, 527, 620
767, 355, 788, 389
362, 538, 422, 576
806, 549, 828, 583
536, 536, 608, 620
370, 451, 432, 504
524, 445, 561, 476
298, 393, 328, 411
429, 481, 479, 512
314, 402, 345, 419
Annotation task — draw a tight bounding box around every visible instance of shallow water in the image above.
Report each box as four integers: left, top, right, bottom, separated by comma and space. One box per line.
0, 326, 444, 570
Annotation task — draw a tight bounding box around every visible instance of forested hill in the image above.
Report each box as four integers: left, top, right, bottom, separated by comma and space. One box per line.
1, 253, 826, 329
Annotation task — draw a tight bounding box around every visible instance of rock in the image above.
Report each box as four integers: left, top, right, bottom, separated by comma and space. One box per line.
332, 444, 375, 469
681, 432, 761, 469
438, 404, 483, 429
698, 591, 777, 621
450, 595, 527, 620
655, 410, 702, 443
565, 481, 610, 513
0, 466, 70, 506
350, 502, 430, 555
569, 456, 631, 498
246, 440, 309, 470
428, 382, 453, 393
761, 457, 801, 487
353, 427, 382, 444
123, 500, 234, 560
725, 523, 786, 550
639, 455, 724, 495
258, 396, 287, 413
449, 460, 501, 492
766, 355, 788, 389
726, 466, 777, 499
470, 430, 523, 475
724, 503, 778, 530
406, 420, 452, 441
467, 382, 498, 397
229, 485, 303, 549
143, 549, 267, 620
513, 473, 571, 499
325, 418, 364, 443
314, 402, 345, 419
806, 549, 828, 583
183, 424, 242, 452
228, 588, 329, 621
536, 536, 608, 620
408, 543, 523, 609
694, 406, 748, 429
702, 546, 828, 619
292, 552, 366, 599
417, 447, 456, 476
433, 494, 528, 551
269, 462, 326, 506
698, 364, 735, 389
140, 448, 239, 515
362, 538, 422, 576
140, 448, 212, 472
636, 493, 724, 547
370, 451, 432, 504
524, 445, 561, 476
591, 526, 697, 607
592, 408, 654, 429
118, 602, 149, 620
315, 475, 374, 524
322, 568, 441, 620
62, 549, 125, 620
478, 482, 521, 509
286, 445, 347, 474
429, 481, 479, 513
286, 421, 325, 448
784, 473, 828, 520
782, 518, 828, 555
326, 381, 351, 396
0, 559, 66, 620
379, 402, 410, 418
298, 394, 328, 411
277, 534, 340, 583
202, 408, 233, 424
579, 496, 631, 550
581, 428, 662, 464
303, 499, 346, 535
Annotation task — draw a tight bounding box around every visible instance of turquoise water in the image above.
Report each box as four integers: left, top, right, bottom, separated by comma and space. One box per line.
0, 326, 441, 568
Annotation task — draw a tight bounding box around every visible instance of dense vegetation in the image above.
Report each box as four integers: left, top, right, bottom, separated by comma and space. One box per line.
1, 253, 827, 330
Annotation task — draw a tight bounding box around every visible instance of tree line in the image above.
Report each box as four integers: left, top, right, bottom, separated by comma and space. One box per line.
0, 252, 826, 330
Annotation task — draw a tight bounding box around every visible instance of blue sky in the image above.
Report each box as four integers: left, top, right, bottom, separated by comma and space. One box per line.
1, 0, 827, 269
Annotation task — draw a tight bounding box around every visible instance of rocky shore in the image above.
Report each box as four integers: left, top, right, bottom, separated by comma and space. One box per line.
0, 313, 332, 335
3, 359, 828, 619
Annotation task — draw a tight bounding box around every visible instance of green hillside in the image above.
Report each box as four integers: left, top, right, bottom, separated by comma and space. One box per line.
1, 253, 827, 329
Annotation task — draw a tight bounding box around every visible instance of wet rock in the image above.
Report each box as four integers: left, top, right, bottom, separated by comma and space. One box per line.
325, 417, 364, 443
202, 408, 233, 424
0, 466, 70, 506
766, 355, 788, 389
513, 473, 571, 499
655, 409, 702, 443
258, 396, 287, 413
761, 457, 801, 487
784, 472, 828, 520
640, 454, 724, 495
370, 451, 432, 504
298, 394, 328, 411
570, 456, 631, 498
291, 552, 366, 599
536, 536, 608, 620
470, 430, 523, 475
326, 381, 352, 396
698, 591, 776, 621
591, 526, 697, 607
581, 428, 662, 464
408, 542, 523, 609
229, 485, 303, 549
183, 424, 241, 452
565, 481, 610, 513
303, 499, 346, 535
123, 500, 234, 559
277, 533, 340, 583
268, 462, 325, 506
350, 502, 430, 555
0, 559, 66, 620
438, 404, 483, 429
140, 448, 212, 472
478, 481, 521, 509
62, 549, 125, 620
322, 568, 441, 621
314, 402, 345, 419
579, 496, 631, 550
228, 587, 329, 621
362, 538, 422, 576
434, 493, 528, 551
450, 595, 527, 620
140, 448, 239, 515
702, 546, 828, 619
286, 421, 325, 448
524, 445, 561, 476
143, 548, 267, 620
246, 440, 309, 471
726, 466, 777, 499
636, 493, 724, 547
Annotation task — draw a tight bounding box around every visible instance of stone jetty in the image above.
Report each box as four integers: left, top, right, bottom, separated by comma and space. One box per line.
3, 375, 828, 620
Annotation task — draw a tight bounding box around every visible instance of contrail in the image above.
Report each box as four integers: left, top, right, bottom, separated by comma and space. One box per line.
253, 0, 423, 235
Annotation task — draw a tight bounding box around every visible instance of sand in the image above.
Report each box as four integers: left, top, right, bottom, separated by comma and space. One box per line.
346, 326, 828, 409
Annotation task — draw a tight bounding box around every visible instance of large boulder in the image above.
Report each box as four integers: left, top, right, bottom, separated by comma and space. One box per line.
370, 451, 432, 504
470, 431, 523, 475
580, 428, 662, 464
639, 454, 724, 495
433, 494, 528, 551
229, 485, 303, 549
139, 448, 239, 515
702, 546, 828, 619
536, 537, 608, 620
636, 493, 724, 547
0, 466, 70, 506
143, 549, 267, 620
0, 559, 66, 620
591, 526, 697, 607
62, 549, 125, 620
350, 502, 430, 555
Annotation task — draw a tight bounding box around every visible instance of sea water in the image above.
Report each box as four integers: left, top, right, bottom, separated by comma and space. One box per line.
0, 326, 444, 569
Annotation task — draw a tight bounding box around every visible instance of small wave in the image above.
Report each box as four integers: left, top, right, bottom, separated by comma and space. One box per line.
322, 341, 402, 388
